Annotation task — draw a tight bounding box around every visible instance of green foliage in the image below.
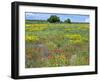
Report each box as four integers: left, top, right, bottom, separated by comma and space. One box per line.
64, 18, 71, 23
25, 22, 89, 68
47, 15, 60, 23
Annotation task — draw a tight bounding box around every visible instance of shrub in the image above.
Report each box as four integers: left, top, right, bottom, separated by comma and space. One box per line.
64, 19, 71, 23
47, 15, 60, 23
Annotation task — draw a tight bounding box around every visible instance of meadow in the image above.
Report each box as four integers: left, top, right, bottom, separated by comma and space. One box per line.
25, 21, 89, 68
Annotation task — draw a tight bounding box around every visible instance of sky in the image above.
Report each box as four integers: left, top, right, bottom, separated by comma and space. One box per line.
25, 12, 89, 23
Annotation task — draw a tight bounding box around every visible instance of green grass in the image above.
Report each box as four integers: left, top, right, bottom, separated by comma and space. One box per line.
25, 22, 89, 68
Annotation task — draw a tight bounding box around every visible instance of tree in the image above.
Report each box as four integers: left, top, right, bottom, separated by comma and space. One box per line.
47, 15, 60, 23
64, 19, 71, 23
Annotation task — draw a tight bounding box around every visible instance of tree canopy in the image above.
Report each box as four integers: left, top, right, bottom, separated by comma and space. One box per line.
47, 15, 60, 23
64, 19, 71, 23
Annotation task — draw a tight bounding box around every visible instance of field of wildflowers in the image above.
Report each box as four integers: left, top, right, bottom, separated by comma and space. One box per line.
25, 22, 89, 68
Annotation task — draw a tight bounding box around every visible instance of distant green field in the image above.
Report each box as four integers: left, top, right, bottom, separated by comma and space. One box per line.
25, 22, 89, 68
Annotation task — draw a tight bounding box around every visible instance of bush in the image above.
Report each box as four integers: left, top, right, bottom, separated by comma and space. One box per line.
47, 15, 60, 23
64, 19, 71, 23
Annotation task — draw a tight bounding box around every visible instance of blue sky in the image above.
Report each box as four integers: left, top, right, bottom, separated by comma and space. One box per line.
25, 12, 89, 23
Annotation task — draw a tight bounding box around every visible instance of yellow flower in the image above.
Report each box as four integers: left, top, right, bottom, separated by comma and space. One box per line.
64, 34, 81, 40
25, 35, 39, 41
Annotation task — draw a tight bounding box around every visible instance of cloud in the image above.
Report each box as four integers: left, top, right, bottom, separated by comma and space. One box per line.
84, 18, 89, 22
26, 13, 35, 17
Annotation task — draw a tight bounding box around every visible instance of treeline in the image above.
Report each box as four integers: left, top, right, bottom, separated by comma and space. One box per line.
47, 15, 71, 23
25, 20, 49, 24
26, 15, 72, 24
26, 15, 89, 24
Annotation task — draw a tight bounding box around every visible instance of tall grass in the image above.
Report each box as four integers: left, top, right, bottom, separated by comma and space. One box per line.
25, 23, 89, 68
